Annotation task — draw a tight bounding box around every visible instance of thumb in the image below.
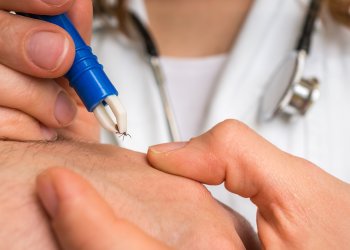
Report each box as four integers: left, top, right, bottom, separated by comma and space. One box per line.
36, 167, 170, 250
147, 120, 340, 219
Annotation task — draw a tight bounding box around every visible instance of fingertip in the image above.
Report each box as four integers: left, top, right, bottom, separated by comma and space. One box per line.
36, 169, 59, 218
23, 25, 76, 78
39, 124, 58, 141
54, 91, 77, 127
51, 28, 76, 76
37, 169, 170, 250
147, 140, 224, 185
37, 167, 96, 217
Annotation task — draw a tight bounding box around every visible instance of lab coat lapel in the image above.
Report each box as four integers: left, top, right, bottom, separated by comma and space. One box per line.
97, 0, 171, 152
96, 31, 170, 152
201, 0, 306, 132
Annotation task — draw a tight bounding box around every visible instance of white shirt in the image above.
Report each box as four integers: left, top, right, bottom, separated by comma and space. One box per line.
161, 55, 228, 140
94, 0, 350, 227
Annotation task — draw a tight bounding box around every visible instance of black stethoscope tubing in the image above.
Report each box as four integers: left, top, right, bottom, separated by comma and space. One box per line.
297, 0, 322, 54
130, 0, 322, 63
129, 0, 322, 141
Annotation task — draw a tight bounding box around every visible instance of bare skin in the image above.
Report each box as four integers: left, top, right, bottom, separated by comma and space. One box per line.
0, 0, 253, 141
36, 168, 171, 250
0, 2, 259, 248
0, 0, 97, 141
0, 139, 259, 250
146, 0, 253, 57
148, 120, 350, 249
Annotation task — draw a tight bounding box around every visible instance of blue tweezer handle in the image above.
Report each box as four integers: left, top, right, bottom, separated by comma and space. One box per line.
29, 14, 118, 112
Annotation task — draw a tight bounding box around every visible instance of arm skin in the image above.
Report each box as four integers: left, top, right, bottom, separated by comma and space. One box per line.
0, 138, 259, 250
36, 167, 171, 250
148, 119, 350, 249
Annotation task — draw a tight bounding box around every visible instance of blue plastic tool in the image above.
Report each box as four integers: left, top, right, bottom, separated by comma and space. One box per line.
23, 13, 127, 134
29, 14, 119, 113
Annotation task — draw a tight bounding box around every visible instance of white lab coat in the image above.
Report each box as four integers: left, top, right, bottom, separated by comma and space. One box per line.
92, 0, 350, 226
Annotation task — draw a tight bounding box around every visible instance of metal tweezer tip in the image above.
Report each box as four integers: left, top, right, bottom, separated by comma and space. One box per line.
93, 95, 127, 134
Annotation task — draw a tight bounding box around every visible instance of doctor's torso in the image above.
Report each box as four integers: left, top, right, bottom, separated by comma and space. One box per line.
92, 0, 350, 224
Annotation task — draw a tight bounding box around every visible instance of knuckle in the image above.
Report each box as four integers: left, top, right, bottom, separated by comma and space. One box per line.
207, 119, 252, 153
210, 119, 248, 141
218, 119, 249, 135
205, 119, 242, 149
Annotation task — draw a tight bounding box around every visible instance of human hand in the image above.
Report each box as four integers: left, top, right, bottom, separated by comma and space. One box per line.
0, 139, 257, 249
148, 119, 350, 249
0, 0, 98, 142
36, 167, 170, 250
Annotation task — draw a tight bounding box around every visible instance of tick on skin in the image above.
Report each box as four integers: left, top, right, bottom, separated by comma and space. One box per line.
115, 124, 131, 140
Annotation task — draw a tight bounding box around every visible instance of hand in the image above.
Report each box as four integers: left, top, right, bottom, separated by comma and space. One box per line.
36, 168, 170, 250
148, 119, 350, 249
0, 139, 257, 249
0, 0, 98, 142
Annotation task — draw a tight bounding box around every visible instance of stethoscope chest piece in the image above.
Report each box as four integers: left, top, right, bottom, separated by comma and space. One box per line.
260, 0, 322, 122
260, 51, 320, 121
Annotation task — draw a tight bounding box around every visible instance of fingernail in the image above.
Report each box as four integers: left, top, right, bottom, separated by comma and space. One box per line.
41, 0, 69, 6
40, 124, 58, 141
37, 173, 58, 218
26, 31, 69, 70
149, 142, 187, 153
54, 92, 77, 126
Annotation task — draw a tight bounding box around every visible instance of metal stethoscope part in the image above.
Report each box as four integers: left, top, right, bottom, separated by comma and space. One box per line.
260, 0, 322, 121
260, 50, 320, 121
130, 12, 181, 142
129, 0, 322, 141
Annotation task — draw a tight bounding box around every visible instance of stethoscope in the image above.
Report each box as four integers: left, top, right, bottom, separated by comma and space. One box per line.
130, 0, 322, 142
260, 0, 321, 121
130, 12, 181, 141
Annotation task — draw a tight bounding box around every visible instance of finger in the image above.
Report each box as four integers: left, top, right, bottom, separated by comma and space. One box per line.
67, 0, 93, 43
0, 65, 77, 128
0, 0, 74, 15
36, 168, 170, 250
147, 120, 340, 209
0, 11, 75, 78
0, 107, 57, 141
